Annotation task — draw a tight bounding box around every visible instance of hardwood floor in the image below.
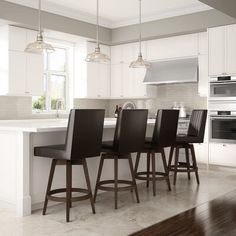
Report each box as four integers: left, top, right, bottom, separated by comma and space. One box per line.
130, 189, 236, 236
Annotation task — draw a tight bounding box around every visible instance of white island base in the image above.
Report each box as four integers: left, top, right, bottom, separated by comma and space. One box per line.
0, 118, 155, 216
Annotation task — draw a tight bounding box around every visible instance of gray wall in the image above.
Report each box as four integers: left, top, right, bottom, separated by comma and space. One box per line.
199, 0, 236, 19
0, 0, 112, 44
112, 9, 236, 44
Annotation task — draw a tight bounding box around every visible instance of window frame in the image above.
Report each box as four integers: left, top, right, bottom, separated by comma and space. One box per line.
32, 39, 74, 115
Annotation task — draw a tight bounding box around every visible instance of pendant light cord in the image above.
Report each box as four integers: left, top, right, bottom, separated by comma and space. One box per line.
38, 0, 42, 34
139, 0, 142, 56
96, 0, 99, 48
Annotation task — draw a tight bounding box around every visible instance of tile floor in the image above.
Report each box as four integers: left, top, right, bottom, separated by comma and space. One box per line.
1, 169, 236, 236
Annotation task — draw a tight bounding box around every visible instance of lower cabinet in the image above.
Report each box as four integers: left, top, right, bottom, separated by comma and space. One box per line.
209, 143, 236, 167
194, 143, 208, 164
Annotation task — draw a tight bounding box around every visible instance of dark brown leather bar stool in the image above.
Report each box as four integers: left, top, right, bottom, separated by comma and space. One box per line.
134, 110, 179, 196
34, 109, 105, 222
94, 109, 148, 209
168, 109, 207, 185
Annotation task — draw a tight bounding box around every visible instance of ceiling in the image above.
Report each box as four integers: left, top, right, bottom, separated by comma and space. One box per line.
6, 0, 211, 28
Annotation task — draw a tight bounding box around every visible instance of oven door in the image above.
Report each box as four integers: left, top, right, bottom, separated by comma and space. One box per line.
210, 81, 236, 100
210, 116, 236, 142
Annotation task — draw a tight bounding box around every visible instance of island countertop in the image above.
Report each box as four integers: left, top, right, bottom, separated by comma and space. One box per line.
0, 118, 156, 132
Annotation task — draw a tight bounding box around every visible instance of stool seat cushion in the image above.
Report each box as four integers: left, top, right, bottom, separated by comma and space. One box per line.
34, 144, 67, 160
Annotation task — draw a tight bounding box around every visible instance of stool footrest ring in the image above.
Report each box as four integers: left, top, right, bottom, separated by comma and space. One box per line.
47, 188, 91, 202
97, 180, 135, 192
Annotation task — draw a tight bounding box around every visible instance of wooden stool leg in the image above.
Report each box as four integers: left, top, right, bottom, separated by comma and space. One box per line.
43, 159, 57, 215
161, 148, 171, 191
82, 158, 96, 214
134, 152, 140, 175
66, 161, 72, 222
173, 147, 179, 185
94, 154, 105, 202
168, 146, 174, 174
190, 145, 200, 184
146, 152, 151, 188
151, 151, 156, 196
114, 155, 118, 209
185, 147, 191, 180
128, 155, 140, 203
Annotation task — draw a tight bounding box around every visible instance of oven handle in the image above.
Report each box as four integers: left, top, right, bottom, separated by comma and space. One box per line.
210, 116, 236, 120
210, 81, 236, 85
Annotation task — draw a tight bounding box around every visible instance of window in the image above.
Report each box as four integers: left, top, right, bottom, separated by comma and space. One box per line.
32, 43, 72, 113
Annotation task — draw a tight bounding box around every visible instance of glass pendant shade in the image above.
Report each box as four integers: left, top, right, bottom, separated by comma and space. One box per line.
85, 46, 110, 63
25, 33, 54, 54
25, 0, 54, 54
85, 0, 110, 63
129, 53, 151, 68
130, 0, 151, 69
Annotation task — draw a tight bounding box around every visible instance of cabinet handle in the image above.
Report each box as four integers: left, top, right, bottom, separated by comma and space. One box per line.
222, 144, 227, 147
120, 95, 124, 97
97, 94, 101, 97
25, 91, 30, 94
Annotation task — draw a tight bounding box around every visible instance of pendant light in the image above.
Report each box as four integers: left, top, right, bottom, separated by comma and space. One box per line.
25, 0, 54, 54
85, 0, 110, 63
129, 0, 151, 69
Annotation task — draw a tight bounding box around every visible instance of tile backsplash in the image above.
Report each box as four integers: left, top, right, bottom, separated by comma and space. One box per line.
0, 83, 207, 119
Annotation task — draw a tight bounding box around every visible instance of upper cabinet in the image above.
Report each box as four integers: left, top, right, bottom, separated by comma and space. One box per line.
208, 24, 236, 76
110, 42, 156, 99
0, 25, 44, 96
146, 33, 198, 61
74, 42, 110, 99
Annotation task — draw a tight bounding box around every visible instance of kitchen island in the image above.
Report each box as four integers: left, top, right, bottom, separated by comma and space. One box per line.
0, 118, 155, 217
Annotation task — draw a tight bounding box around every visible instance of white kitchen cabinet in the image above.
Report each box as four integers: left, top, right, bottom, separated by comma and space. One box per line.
226, 24, 236, 75
194, 143, 208, 164
208, 26, 226, 76
111, 45, 123, 64
0, 25, 44, 96
74, 42, 110, 98
26, 53, 44, 95
198, 32, 208, 55
8, 51, 27, 95
208, 24, 236, 76
110, 64, 124, 98
147, 33, 198, 61
198, 55, 209, 97
209, 142, 236, 167
110, 63, 156, 98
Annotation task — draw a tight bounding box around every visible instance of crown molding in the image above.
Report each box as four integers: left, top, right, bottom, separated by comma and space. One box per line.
5, 0, 211, 29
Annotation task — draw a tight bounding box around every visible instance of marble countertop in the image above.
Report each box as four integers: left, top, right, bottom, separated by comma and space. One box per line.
0, 118, 156, 133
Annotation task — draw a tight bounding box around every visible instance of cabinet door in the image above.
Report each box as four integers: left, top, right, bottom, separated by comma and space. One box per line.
87, 63, 99, 97
198, 32, 208, 55
194, 143, 208, 164
98, 64, 110, 98
8, 51, 27, 95
134, 68, 147, 97
209, 143, 236, 167
198, 55, 208, 97
8, 26, 27, 52
123, 64, 135, 97
111, 45, 123, 64
111, 64, 123, 98
226, 24, 236, 75
26, 53, 44, 95
208, 27, 226, 76
122, 44, 135, 63
147, 34, 198, 60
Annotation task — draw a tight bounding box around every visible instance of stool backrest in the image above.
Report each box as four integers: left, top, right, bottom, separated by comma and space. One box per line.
113, 109, 148, 154
65, 109, 105, 160
187, 109, 207, 143
152, 109, 179, 147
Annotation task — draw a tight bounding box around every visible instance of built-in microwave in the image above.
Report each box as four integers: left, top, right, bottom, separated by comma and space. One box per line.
210, 76, 236, 100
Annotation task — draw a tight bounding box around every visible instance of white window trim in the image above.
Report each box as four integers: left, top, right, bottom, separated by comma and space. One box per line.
32, 38, 74, 116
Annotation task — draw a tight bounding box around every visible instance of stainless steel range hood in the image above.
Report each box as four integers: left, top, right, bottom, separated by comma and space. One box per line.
143, 57, 198, 85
